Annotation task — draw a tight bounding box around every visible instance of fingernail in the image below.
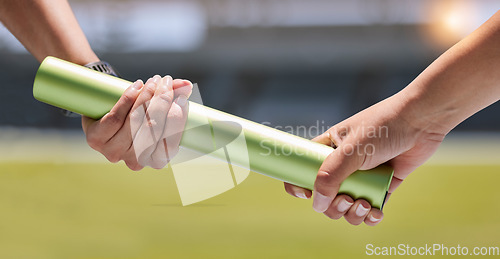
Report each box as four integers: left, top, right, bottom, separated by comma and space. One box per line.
153, 75, 161, 83
355, 204, 369, 217
165, 75, 173, 90
337, 199, 353, 213
132, 80, 143, 90
145, 77, 154, 86
368, 214, 381, 223
176, 95, 188, 107
181, 80, 192, 86
313, 191, 333, 213
293, 187, 308, 199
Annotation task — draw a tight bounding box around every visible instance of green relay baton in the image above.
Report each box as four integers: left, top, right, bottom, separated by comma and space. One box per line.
33, 56, 393, 209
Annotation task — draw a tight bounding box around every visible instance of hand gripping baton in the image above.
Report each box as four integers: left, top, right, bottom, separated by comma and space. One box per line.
33, 56, 393, 209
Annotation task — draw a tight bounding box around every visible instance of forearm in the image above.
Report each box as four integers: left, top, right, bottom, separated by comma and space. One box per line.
398, 11, 500, 135
0, 0, 98, 64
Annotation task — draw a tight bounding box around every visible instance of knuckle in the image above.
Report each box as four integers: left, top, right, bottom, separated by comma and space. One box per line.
144, 82, 157, 94
316, 170, 332, 182
324, 211, 342, 220
137, 156, 148, 168
107, 156, 120, 163
158, 93, 173, 103
169, 110, 183, 121
315, 170, 341, 190
331, 126, 349, 141
132, 166, 143, 171
146, 107, 165, 121
127, 161, 143, 171
129, 108, 144, 122
151, 159, 169, 169
345, 217, 362, 226
105, 152, 121, 163
103, 112, 122, 126
86, 135, 103, 150
120, 92, 136, 106
330, 214, 343, 220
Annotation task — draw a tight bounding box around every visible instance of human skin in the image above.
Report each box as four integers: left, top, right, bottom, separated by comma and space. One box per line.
83, 76, 192, 170
285, 10, 500, 226
4, 1, 499, 223
0, 0, 99, 64
0, 0, 191, 170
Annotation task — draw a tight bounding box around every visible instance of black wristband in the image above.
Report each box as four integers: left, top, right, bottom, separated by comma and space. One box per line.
61, 60, 120, 117
84, 61, 120, 77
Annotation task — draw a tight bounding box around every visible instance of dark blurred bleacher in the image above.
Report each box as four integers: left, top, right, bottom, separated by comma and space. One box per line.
1, 0, 499, 134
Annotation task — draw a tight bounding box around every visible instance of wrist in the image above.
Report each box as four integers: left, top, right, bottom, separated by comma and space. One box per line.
395, 81, 458, 137
64, 52, 100, 66
79, 54, 100, 66
37, 51, 100, 66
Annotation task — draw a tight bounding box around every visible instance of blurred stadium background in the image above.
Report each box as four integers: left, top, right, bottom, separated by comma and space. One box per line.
2, 0, 500, 131
1, 0, 500, 258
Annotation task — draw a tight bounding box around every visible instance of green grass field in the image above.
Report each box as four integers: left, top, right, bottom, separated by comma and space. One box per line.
0, 130, 499, 258
0, 162, 499, 258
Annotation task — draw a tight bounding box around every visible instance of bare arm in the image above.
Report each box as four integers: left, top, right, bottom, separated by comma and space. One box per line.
401, 10, 500, 135
285, 11, 500, 226
0, 0, 194, 170
0, 0, 99, 64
